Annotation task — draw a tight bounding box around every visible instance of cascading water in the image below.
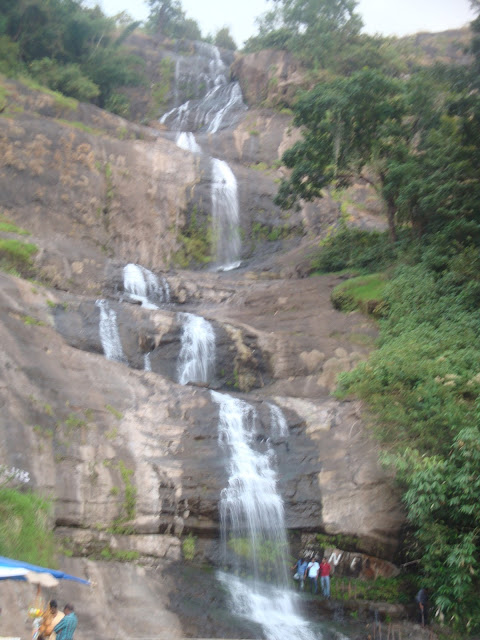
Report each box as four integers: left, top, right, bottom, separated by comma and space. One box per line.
123, 263, 170, 308
211, 391, 319, 640
211, 158, 241, 270
268, 402, 289, 440
167, 44, 318, 638
160, 42, 246, 133
95, 299, 126, 364
144, 352, 152, 372
177, 312, 215, 385
176, 132, 202, 154
161, 43, 244, 271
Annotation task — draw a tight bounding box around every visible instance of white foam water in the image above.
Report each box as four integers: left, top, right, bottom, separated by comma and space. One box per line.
160, 44, 246, 133
123, 263, 170, 308
217, 572, 319, 640
176, 131, 202, 153
144, 352, 152, 372
211, 158, 241, 270
211, 391, 319, 640
268, 402, 289, 440
95, 300, 127, 364
177, 312, 215, 385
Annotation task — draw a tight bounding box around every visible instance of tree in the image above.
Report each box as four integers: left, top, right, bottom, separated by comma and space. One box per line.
214, 26, 236, 51
403, 424, 480, 631
146, 0, 201, 39
247, 0, 363, 67
275, 69, 405, 239
146, 0, 183, 34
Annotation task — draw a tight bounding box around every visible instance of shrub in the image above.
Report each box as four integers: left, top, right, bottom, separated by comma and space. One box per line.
0, 238, 37, 277
0, 487, 55, 566
331, 273, 388, 316
310, 227, 397, 274
182, 533, 196, 561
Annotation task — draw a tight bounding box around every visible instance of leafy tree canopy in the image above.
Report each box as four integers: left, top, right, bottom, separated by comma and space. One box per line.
244, 0, 369, 69
214, 26, 237, 51
145, 0, 201, 40
0, 0, 146, 112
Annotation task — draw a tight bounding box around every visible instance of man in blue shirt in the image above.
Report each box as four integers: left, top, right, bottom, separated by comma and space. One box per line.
54, 604, 78, 640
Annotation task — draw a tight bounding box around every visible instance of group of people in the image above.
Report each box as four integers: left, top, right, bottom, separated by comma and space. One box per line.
36, 600, 78, 640
292, 556, 331, 598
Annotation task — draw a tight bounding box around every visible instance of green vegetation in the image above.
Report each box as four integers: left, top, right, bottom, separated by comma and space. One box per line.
250, 221, 295, 246
105, 404, 123, 421
55, 119, 105, 136
228, 537, 288, 581
63, 412, 88, 432
315, 532, 360, 553
145, 1, 202, 41
100, 548, 140, 562
272, 3, 480, 632
110, 460, 136, 533
330, 576, 410, 604
18, 77, 78, 110
213, 27, 237, 51
0, 487, 55, 566
21, 314, 46, 326
182, 532, 196, 561
172, 207, 213, 268
331, 273, 388, 316
0, 238, 38, 277
118, 460, 136, 521
150, 57, 175, 117
310, 227, 396, 274
0, 215, 30, 235
0, 0, 145, 113
243, 0, 405, 76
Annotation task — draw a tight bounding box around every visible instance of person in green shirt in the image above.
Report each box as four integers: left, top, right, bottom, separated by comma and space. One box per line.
53, 604, 77, 640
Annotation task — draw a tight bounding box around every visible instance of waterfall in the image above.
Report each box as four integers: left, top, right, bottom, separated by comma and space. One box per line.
95, 300, 126, 364
211, 391, 318, 640
177, 312, 215, 385
161, 44, 244, 271
160, 43, 246, 133
268, 402, 289, 440
123, 263, 170, 308
144, 352, 152, 372
211, 158, 241, 270
176, 132, 202, 154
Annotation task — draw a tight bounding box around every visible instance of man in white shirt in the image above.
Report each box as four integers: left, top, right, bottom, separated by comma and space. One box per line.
306, 557, 320, 594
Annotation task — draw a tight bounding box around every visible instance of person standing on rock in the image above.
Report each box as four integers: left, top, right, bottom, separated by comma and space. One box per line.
415, 588, 429, 626
320, 557, 332, 598
292, 557, 308, 591
306, 557, 320, 594
53, 605, 77, 640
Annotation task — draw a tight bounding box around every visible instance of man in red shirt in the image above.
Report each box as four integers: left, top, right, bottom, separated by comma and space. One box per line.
320, 557, 331, 598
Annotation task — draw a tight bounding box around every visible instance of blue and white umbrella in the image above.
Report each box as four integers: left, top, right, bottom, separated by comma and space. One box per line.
0, 556, 90, 585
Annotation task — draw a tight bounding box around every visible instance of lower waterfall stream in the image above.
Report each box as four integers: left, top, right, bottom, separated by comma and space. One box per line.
211, 392, 319, 640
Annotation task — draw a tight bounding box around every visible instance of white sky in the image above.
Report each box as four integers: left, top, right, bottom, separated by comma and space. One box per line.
95, 0, 476, 48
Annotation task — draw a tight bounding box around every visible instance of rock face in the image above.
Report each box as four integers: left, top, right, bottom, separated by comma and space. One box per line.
231, 50, 310, 108
0, 45, 401, 640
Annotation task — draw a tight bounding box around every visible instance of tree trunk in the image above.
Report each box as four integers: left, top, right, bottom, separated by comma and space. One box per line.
387, 198, 397, 242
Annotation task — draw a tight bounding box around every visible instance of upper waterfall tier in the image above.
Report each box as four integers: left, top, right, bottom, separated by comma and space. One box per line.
160, 42, 247, 133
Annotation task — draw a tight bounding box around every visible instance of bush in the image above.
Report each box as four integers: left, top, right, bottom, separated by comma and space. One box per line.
0, 488, 55, 566
182, 533, 196, 561
0, 238, 38, 277
310, 227, 397, 274
29, 59, 99, 102
331, 273, 388, 316
0, 36, 24, 77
